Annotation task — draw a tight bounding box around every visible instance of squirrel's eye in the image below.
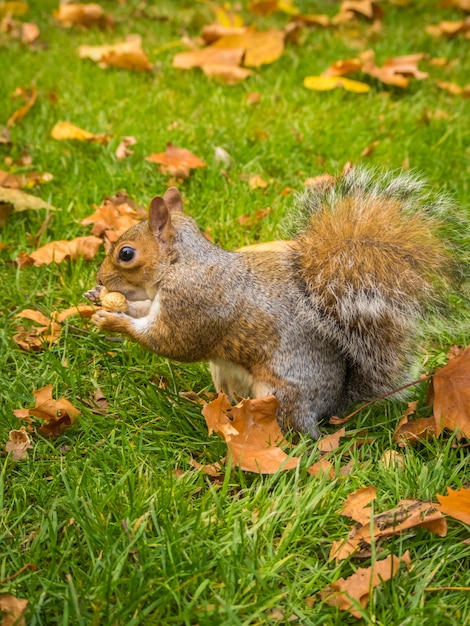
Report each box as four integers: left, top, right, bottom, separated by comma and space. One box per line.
118, 246, 135, 262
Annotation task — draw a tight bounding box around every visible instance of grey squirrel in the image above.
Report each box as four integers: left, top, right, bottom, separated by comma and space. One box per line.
88, 168, 447, 438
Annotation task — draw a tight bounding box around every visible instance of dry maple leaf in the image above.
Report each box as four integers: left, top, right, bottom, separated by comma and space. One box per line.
340, 486, 377, 524
173, 46, 244, 70
360, 50, 428, 88
78, 34, 152, 71
317, 427, 347, 452
13, 384, 80, 437
145, 144, 206, 179
330, 497, 446, 562
201, 393, 302, 473
51, 120, 111, 144
54, 2, 112, 29
427, 345, 470, 438
436, 487, 470, 526
202, 63, 253, 84
0, 593, 28, 626
426, 18, 470, 38
115, 135, 137, 160
5, 426, 32, 460
320, 552, 410, 618
7, 86, 37, 126
81, 193, 144, 249
17, 235, 102, 267
212, 29, 285, 67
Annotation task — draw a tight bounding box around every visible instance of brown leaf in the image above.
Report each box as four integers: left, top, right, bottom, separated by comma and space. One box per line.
115, 135, 137, 160
426, 18, 470, 38
360, 50, 428, 87
51, 121, 111, 144
81, 194, 143, 248
0, 593, 28, 626
248, 174, 268, 189
323, 58, 363, 77
436, 487, 470, 526
13, 384, 80, 437
213, 29, 285, 67
428, 345, 470, 438
78, 35, 152, 71
317, 427, 346, 452
54, 3, 112, 29
5, 427, 32, 460
202, 63, 253, 84
145, 144, 206, 179
436, 81, 470, 97
0, 187, 56, 220
330, 498, 446, 561
188, 458, 224, 477
21, 21, 40, 44
201, 393, 301, 473
173, 46, 244, 70
7, 86, 37, 126
320, 553, 410, 618
340, 486, 377, 524
17, 235, 102, 266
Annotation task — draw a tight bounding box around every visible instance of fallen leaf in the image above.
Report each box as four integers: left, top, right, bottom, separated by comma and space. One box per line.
0, 169, 53, 189
340, 486, 377, 524
51, 120, 111, 144
0, 593, 28, 626
173, 46, 244, 70
304, 75, 371, 93
202, 63, 253, 84
427, 345, 470, 438
320, 553, 410, 618
5, 426, 32, 460
426, 18, 470, 38
436, 487, 470, 526
213, 5, 244, 27
317, 427, 346, 452
330, 498, 446, 561
115, 135, 137, 160
323, 58, 363, 77
360, 50, 428, 88
380, 449, 405, 469
248, 174, 268, 189
7, 86, 37, 126
0, 187, 55, 227
145, 144, 206, 179
188, 458, 224, 477
393, 415, 436, 446
212, 29, 285, 67
21, 21, 39, 43
201, 393, 301, 473
81, 193, 144, 249
78, 34, 152, 71
13, 384, 80, 437
201, 24, 247, 45
54, 2, 112, 29
17, 235, 102, 267
295, 14, 330, 27
0, 2, 28, 17
436, 81, 470, 97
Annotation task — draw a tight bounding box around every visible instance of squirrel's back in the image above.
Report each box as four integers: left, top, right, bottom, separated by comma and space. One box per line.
291, 168, 449, 404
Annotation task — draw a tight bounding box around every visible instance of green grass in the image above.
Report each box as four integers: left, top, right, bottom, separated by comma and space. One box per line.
1, 0, 470, 624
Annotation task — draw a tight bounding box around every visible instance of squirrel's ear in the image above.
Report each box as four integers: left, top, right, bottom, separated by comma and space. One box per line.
163, 187, 183, 213
148, 196, 172, 240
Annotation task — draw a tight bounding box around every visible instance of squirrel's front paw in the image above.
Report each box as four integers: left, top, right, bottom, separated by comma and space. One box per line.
92, 309, 131, 334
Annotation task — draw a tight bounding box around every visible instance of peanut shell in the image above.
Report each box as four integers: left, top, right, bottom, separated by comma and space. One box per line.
101, 291, 127, 312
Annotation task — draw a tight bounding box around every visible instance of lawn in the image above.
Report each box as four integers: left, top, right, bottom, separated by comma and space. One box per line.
1, 1, 469, 624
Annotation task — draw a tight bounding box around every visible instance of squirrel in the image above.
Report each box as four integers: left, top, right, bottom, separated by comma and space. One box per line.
89, 167, 448, 439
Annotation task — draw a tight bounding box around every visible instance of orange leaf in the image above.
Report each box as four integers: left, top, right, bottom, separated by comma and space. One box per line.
5, 427, 32, 460
201, 393, 301, 473
427, 345, 470, 438
320, 553, 410, 618
317, 427, 346, 452
0, 593, 28, 626
340, 486, 377, 524
17, 235, 102, 267
202, 63, 253, 84
173, 47, 244, 70
213, 29, 285, 67
13, 384, 80, 437
54, 3, 112, 28
51, 121, 111, 144
78, 35, 152, 71
81, 193, 144, 248
360, 50, 428, 88
145, 144, 206, 179
7, 86, 37, 126
436, 487, 470, 526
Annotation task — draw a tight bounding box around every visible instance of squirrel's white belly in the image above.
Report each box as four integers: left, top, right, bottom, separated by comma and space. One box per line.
210, 359, 271, 400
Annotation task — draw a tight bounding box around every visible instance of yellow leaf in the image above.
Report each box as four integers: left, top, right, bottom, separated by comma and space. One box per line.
213, 30, 285, 67
0, 1, 28, 17
304, 75, 370, 93
51, 121, 110, 144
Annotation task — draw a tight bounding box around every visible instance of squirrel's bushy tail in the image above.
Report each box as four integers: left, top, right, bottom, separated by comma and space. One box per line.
294, 167, 449, 403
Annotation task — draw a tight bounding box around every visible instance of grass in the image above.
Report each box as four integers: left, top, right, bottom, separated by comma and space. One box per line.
1, 0, 470, 624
